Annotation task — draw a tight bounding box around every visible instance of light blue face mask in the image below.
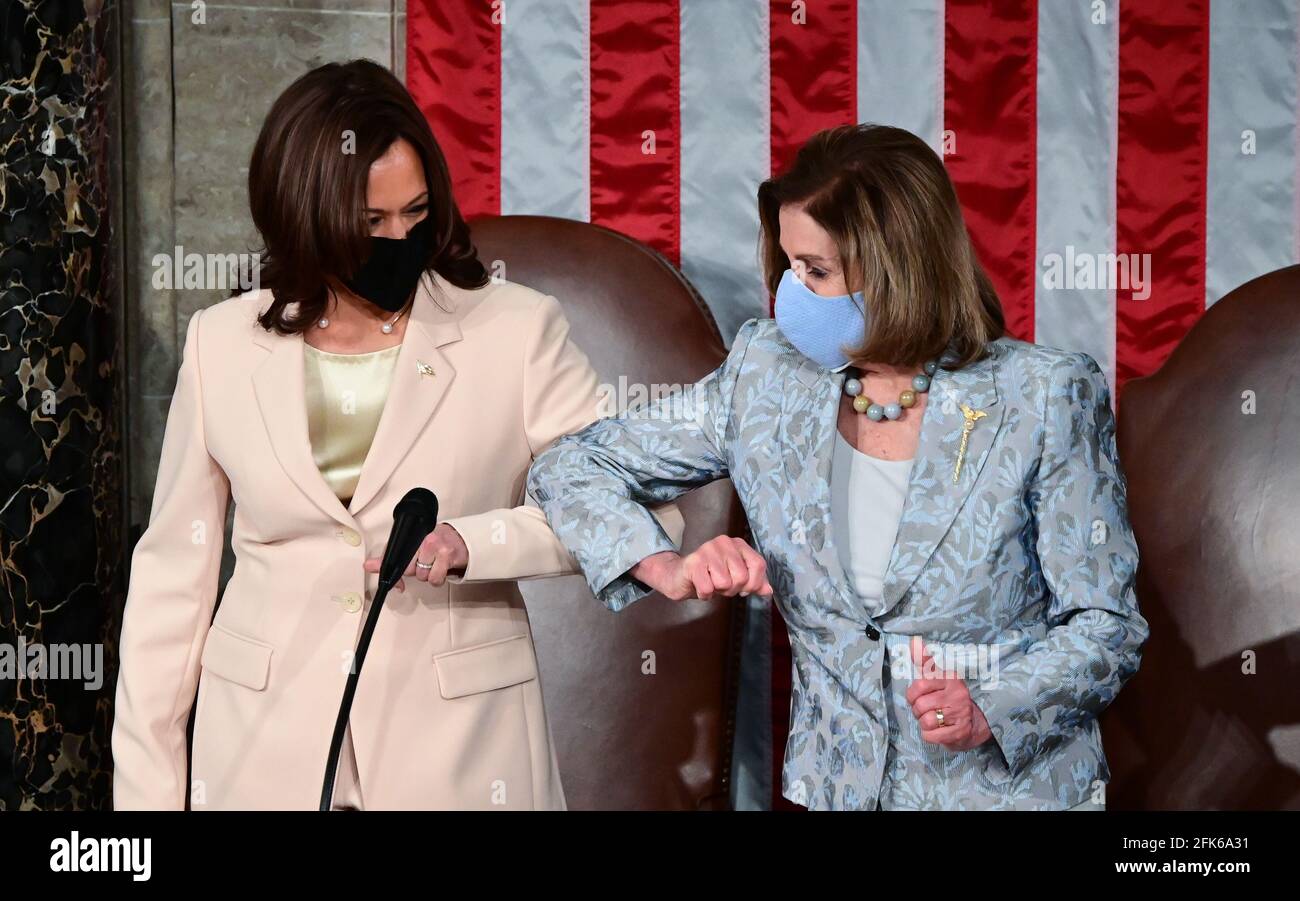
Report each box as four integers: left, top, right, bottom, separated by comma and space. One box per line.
773, 268, 868, 372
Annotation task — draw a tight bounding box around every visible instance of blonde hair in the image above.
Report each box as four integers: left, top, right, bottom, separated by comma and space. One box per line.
758, 124, 1004, 369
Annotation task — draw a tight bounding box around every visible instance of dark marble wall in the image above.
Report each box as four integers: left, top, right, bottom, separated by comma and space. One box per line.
0, 0, 123, 809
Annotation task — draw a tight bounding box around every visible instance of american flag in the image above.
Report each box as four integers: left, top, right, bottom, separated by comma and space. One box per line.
405, 0, 1300, 808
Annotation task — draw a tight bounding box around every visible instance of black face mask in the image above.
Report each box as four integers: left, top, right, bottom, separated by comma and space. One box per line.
345, 215, 434, 313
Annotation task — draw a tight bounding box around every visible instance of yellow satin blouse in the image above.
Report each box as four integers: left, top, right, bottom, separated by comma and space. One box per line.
303, 343, 402, 504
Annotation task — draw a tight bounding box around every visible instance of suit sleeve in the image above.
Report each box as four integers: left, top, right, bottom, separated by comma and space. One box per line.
526, 318, 761, 612
112, 308, 230, 810
443, 293, 684, 584
968, 352, 1149, 777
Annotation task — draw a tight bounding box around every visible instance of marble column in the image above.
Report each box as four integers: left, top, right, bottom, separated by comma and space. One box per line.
0, 0, 125, 809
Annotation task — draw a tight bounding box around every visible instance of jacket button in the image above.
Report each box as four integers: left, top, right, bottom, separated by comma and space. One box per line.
336, 527, 361, 547
864, 625, 880, 641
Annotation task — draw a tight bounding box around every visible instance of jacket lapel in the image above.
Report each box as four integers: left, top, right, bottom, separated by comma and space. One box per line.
251, 324, 352, 525
878, 347, 1004, 615
248, 273, 462, 524
779, 359, 857, 616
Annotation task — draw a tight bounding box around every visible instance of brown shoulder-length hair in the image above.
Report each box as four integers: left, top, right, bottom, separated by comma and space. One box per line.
247, 59, 488, 333
758, 123, 1003, 369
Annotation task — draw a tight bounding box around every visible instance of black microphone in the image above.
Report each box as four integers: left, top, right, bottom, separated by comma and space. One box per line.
321, 487, 439, 811
377, 487, 439, 591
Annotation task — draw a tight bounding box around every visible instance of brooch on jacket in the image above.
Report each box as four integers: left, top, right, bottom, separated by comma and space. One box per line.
953, 403, 987, 483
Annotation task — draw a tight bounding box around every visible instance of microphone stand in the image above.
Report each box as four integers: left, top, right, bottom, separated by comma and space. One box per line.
320, 487, 437, 811
318, 578, 393, 811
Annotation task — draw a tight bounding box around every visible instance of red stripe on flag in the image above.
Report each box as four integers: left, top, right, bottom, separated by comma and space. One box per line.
1116, 0, 1210, 391
588, 0, 681, 265
769, 0, 858, 179
767, 0, 857, 812
942, 0, 1038, 343
406, 0, 501, 218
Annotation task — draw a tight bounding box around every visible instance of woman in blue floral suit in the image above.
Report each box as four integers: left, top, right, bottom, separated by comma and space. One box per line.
527, 124, 1148, 811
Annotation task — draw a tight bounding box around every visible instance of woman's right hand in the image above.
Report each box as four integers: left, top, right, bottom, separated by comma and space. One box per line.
631, 536, 773, 601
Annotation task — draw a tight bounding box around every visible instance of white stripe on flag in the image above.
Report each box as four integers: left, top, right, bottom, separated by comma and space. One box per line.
680, 0, 772, 811
1206, 0, 1299, 307
1034, 0, 1120, 393
500, 0, 590, 220
679, 0, 771, 346
857, 0, 945, 152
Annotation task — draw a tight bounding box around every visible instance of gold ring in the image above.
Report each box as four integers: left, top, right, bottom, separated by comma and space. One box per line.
934, 708, 945, 726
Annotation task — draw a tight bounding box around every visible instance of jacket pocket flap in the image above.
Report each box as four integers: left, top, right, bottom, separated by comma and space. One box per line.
433, 634, 537, 700
201, 623, 273, 691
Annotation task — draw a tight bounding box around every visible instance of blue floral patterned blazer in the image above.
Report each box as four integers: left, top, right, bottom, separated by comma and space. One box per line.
526, 318, 1148, 810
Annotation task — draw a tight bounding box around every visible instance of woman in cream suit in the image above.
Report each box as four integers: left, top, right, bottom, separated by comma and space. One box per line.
111, 59, 679, 810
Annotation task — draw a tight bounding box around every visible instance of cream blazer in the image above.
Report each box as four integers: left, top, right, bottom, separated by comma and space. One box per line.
111, 271, 683, 810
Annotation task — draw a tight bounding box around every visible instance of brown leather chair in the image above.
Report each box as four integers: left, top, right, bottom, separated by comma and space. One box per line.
468, 214, 749, 810
1107, 264, 1300, 810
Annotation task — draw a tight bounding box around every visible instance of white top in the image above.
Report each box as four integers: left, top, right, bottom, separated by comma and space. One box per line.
829, 429, 914, 615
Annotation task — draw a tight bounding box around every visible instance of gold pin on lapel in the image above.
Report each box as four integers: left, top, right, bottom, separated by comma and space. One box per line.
416, 360, 435, 378
953, 403, 987, 483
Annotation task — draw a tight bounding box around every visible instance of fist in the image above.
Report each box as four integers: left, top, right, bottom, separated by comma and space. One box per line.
905, 635, 993, 751
631, 536, 773, 602
363, 523, 469, 591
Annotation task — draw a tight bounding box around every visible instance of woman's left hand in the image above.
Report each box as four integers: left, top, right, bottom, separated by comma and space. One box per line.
363, 523, 469, 591
905, 635, 993, 751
